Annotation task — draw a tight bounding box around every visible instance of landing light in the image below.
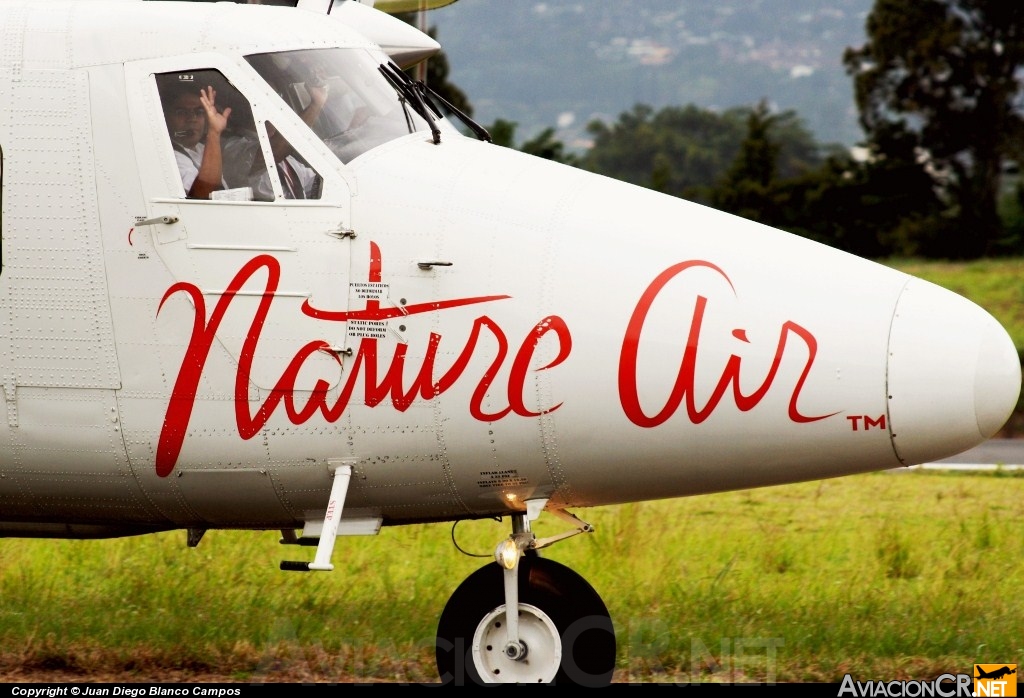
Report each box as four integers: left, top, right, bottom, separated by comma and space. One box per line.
495, 539, 520, 570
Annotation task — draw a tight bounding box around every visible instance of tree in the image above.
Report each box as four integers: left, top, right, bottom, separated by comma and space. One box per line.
703, 100, 946, 258
844, 0, 1024, 258
581, 103, 825, 205
486, 118, 517, 148
772, 128, 946, 259
483, 119, 576, 164
710, 101, 781, 223
582, 104, 745, 200
520, 127, 577, 165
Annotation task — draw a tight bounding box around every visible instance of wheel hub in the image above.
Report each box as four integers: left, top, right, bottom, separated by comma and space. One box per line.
471, 603, 562, 683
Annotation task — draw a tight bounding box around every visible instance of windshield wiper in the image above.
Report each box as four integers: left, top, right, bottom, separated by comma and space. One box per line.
379, 62, 441, 145
418, 81, 492, 143
378, 62, 492, 145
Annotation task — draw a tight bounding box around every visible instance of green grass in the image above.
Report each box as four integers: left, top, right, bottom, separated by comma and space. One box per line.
2, 470, 1021, 683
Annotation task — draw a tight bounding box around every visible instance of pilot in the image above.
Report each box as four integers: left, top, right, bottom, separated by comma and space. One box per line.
164, 84, 232, 199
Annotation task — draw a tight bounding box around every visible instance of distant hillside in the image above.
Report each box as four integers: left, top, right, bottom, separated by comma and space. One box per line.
426, 0, 873, 150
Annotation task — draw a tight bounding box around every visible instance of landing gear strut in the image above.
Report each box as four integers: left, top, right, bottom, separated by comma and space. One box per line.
435, 509, 616, 685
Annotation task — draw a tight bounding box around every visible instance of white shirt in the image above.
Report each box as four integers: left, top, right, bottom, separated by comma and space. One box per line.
174, 140, 238, 197
174, 136, 316, 200
173, 141, 204, 194
278, 155, 319, 199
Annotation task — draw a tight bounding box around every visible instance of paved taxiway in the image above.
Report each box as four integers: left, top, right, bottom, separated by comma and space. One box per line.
911, 438, 1024, 471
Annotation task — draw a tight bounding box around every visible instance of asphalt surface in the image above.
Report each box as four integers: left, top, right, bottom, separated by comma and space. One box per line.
918, 438, 1024, 469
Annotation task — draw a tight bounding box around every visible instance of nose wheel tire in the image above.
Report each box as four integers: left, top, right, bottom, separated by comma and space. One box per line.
436, 556, 616, 685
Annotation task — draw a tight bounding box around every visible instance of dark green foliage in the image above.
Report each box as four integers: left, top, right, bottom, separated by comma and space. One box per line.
520, 127, 578, 165
579, 102, 826, 204
486, 118, 517, 149
571, 82, 1011, 259
844, 0, 1024, 259
997, 175, 1024, 253
710, 101, 782, 225
580, 104, 749, 200
772, 127, 947, 258
483, 119, 578, 164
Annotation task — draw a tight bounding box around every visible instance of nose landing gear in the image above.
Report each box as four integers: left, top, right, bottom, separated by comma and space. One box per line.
434, 508, 616, 685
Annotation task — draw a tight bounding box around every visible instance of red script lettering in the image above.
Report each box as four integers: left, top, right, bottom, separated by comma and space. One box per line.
618, 260, 836, 427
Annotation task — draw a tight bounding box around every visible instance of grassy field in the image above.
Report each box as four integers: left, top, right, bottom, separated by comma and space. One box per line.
1, 470, 1021, 683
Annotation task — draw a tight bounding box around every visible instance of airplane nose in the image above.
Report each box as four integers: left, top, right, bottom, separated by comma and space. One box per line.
886, 278, 1021, 465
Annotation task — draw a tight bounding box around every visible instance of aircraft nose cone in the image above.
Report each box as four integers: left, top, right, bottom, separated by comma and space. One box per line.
887, 279, 1021, 465
975, 317, 1023, 437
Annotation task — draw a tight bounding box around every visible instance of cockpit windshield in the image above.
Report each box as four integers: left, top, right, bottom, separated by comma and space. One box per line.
246, 47, 451, 163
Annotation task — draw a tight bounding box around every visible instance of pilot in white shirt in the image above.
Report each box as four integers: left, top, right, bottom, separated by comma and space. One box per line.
164, 85, 230, 199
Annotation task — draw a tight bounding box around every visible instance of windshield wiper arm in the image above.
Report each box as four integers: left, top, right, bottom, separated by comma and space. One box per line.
379, 62, 441, 145
418, 82, 492, 143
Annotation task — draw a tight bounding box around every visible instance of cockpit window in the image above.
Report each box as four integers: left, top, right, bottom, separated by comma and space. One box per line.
263, 122, 323, 200
157, 70, 273, 201
246, 48, 450, 163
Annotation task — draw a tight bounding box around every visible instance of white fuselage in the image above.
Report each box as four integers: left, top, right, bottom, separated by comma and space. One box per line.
0, 0, 1018, 538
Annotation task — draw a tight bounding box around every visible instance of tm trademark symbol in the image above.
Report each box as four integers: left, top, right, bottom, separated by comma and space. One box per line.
847, 415, 886, 431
